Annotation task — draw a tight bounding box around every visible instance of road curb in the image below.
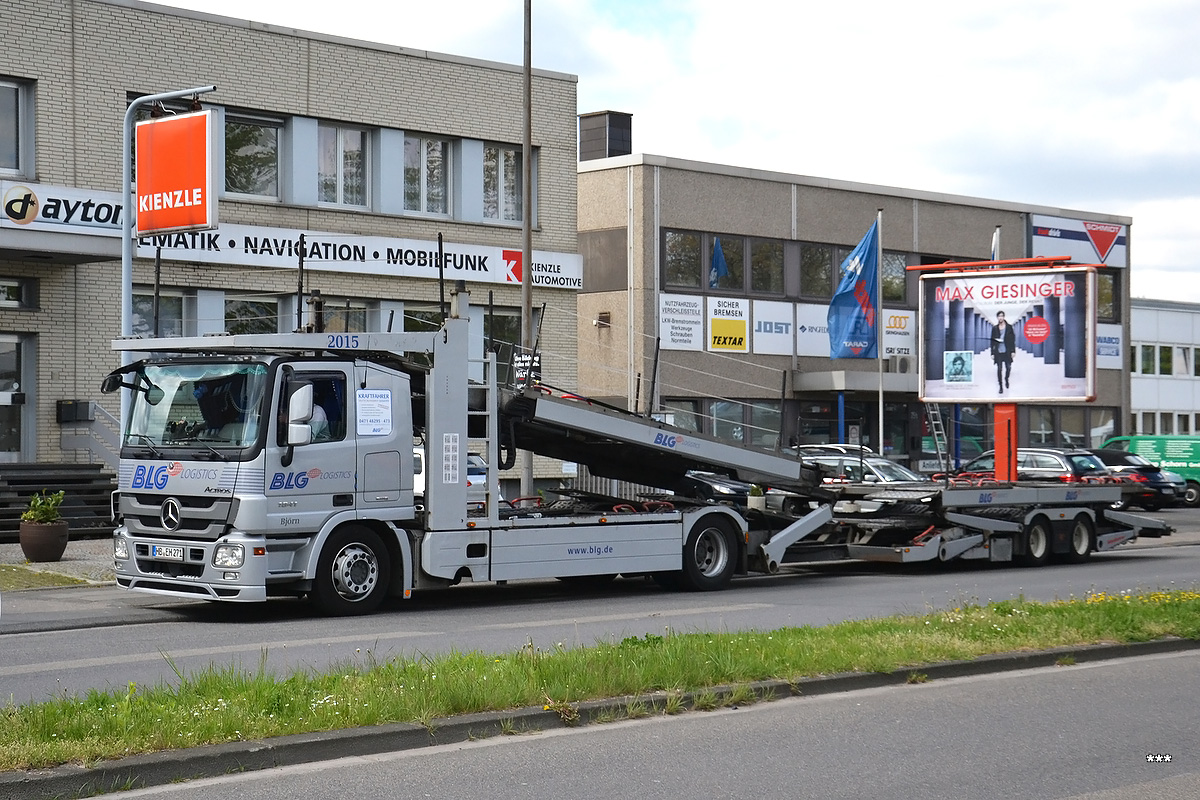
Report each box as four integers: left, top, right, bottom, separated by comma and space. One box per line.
4, 637, 1198, 799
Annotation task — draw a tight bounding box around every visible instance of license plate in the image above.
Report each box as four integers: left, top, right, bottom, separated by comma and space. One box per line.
151, 544, 184, 561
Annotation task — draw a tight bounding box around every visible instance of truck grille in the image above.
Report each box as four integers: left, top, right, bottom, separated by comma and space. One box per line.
122, 493, 234, 541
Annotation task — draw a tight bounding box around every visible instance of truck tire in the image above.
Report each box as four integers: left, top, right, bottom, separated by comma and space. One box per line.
312, 526, 391, 615
1185, 482, 1200, 508
1063, 514, 1094, 563
680, 516, 737, 591
1018, 516, 1051, 567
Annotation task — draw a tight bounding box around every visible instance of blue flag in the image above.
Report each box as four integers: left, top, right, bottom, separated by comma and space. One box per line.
827, 220, 879, 358
709, 237, 729, 288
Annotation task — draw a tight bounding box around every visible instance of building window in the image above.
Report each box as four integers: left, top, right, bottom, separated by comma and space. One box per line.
712, 400, 746, 443
404, 135, 449, 214
225, 115, 280, 198
133, 292, 184, 337
1060, 407, 1085, 447
750, 239, 784, 294
1159, 345, 1173, 375
1096, 270, 1118, 323
322, 299, 368, 333
1090, 407, 1116, 446
484, 144, 522, 221
0, 277, 31, 308
0, 80, 29, 175
664, 230, 702, 288
1179, 414, 1191, 435
225, 296, 279, 334
1140, 345, 1155, 374
318, 124, 367, 207
1194, 348, 1200, 377
749, 400, 781, 448
1161, 413, 1175, 435
1142, 411, 1156, 435
800, 243, 834, 298
1028, 407, 1055, 445
660, 399, 702, 432
881, 252, 907, 303
711, 236, 744, 290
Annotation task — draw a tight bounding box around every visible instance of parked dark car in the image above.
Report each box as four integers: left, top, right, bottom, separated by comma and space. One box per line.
957, 448, 1110, 483
673, 470, 754, 503
1087, 448, 1179, 510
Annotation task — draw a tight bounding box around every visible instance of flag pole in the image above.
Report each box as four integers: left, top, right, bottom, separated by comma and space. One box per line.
876, 208, 884, 453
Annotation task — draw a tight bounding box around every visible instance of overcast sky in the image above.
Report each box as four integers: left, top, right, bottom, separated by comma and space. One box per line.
157, 0, 1199, 302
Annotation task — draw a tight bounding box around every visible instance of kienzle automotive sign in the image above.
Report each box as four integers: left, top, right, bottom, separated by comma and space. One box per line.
135, 110, 217, 236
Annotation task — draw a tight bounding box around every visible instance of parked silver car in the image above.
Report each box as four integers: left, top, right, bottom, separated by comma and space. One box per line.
767, 455, 926, 515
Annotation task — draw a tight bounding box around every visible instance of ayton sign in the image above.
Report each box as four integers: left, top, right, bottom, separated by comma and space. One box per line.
135, 110, 216, 236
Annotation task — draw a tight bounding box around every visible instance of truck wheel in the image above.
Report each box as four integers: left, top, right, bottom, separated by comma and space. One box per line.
312, 526, 391, 615
1018, 517, 1051, 567
1185, 482, 1200, 507
680, 516, 737, 591
1063, 514, 1094, 563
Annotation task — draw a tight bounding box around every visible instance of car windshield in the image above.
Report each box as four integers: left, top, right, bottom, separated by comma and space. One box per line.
871, 460, 924, 481
1069, 453, 1107, 473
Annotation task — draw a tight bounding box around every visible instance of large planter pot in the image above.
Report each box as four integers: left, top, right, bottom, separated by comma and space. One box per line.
747, 495, 766, 511
18, 520, 70, 563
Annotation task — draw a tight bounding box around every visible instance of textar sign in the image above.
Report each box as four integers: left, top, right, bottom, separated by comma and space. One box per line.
135, 110, 216, 236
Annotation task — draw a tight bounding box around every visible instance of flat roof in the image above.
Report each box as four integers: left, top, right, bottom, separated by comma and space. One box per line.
579, 153, 1132, 225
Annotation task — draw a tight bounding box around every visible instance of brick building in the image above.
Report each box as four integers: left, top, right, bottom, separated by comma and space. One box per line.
1, 0, 581, 484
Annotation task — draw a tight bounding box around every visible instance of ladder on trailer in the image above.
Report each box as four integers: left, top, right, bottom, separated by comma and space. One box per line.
925, 403, 949, 474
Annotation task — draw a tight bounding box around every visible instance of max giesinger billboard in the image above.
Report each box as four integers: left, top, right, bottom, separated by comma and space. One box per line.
919, 267, 1096, 403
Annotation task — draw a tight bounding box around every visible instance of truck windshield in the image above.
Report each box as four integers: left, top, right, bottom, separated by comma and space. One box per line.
126, 362, 269, 451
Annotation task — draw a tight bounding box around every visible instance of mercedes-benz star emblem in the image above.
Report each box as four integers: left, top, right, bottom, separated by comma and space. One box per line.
160, 498, 182, 532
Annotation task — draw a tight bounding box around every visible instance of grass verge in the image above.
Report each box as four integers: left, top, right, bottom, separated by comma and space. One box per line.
2, 588, 1199, 772
0, 565, 86, 591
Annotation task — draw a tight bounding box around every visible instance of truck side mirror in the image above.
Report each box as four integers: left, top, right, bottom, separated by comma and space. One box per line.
287, 383, 314, 446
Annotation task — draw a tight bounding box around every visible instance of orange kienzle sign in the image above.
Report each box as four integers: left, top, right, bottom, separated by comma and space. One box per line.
135, 110, 216, 236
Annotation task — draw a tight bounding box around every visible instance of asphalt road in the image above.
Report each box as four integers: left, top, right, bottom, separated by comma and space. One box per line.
92, 649, 1200, 800
1, 509, 1198, 704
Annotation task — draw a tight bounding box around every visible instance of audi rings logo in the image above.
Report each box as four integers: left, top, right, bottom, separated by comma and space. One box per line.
160, 497, 182, 532
886, 315, 909, 330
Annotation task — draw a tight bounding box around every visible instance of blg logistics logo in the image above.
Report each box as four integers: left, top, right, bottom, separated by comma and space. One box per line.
135, 110, 216, 236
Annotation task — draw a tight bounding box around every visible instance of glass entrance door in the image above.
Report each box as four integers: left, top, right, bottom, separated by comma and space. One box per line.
0, 335, 24, 462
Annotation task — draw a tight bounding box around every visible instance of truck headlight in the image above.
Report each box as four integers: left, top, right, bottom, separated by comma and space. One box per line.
113, 536, 129, 560
213, 544, 245, 569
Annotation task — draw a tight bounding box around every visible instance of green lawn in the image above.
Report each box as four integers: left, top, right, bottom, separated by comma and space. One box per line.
2, 587, 1198, 772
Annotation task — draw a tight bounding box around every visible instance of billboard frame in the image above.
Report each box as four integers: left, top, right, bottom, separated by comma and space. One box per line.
917, 262, 1097, 404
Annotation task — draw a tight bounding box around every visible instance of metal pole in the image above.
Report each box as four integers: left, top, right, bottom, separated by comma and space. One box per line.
520, 0, 534, 496
876, 208, 884, 453
121, 85, 215, 425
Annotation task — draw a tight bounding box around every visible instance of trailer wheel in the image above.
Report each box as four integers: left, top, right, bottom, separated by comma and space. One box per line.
1018, 517, 1051, 567
1063, 514, 1094, 563
1185, 482, 1200, 508
312, 526, 391, 616
680, 516, 737, 591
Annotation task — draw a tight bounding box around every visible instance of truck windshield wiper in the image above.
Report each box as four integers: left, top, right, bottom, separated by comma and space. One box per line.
127, 433, 162, 458
192, 442, 224, 460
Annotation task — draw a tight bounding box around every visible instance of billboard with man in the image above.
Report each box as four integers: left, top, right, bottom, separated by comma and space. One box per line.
919, 266, 1096, 403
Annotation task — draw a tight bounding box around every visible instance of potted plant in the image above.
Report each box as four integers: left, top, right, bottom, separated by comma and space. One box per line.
19, 489, 69, 562
747, 484, 766, 511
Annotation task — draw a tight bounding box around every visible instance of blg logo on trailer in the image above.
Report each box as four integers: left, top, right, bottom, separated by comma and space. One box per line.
652, 432, 700, 452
